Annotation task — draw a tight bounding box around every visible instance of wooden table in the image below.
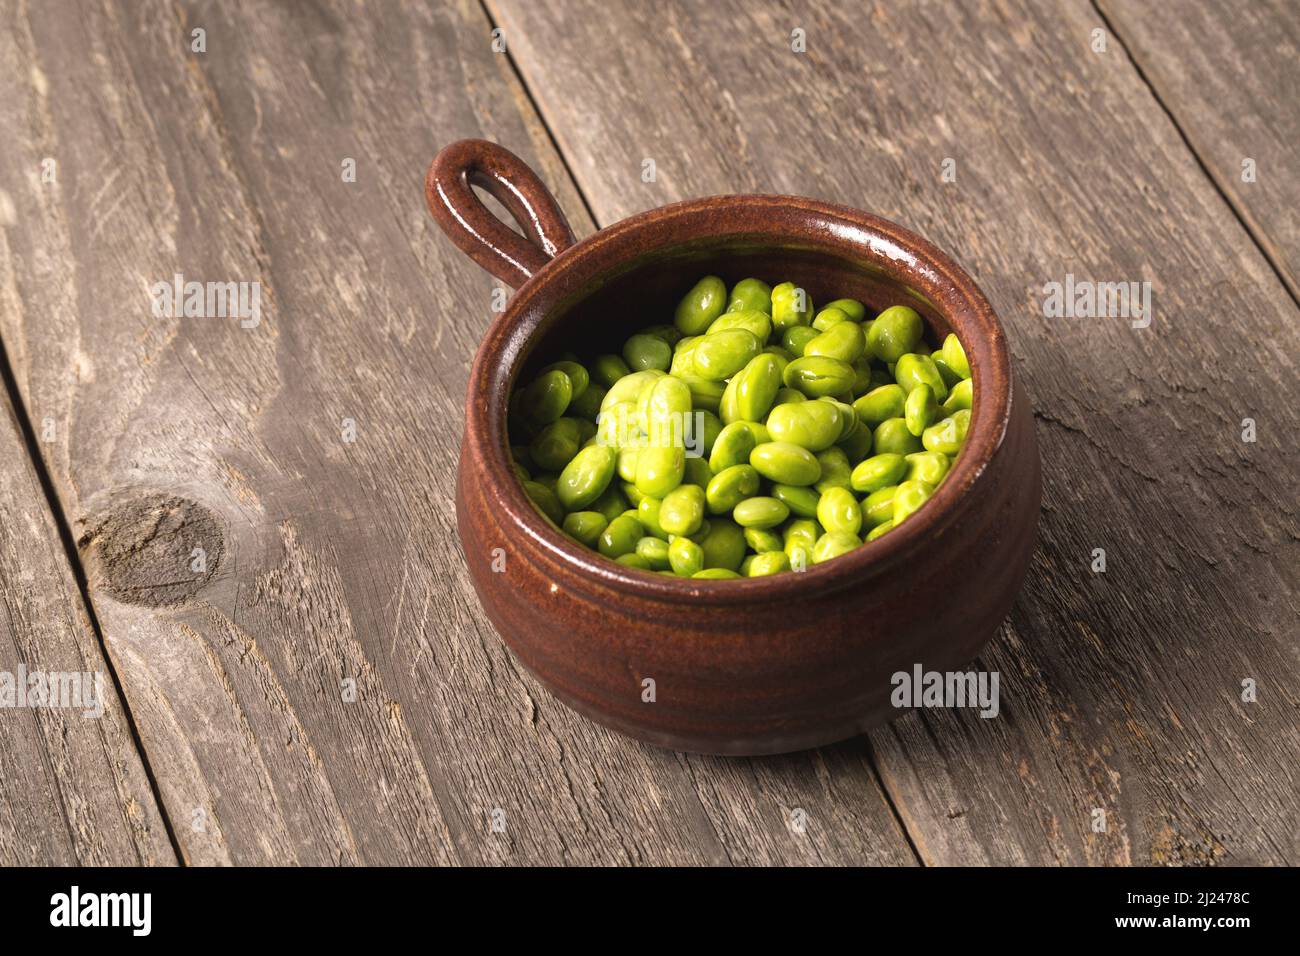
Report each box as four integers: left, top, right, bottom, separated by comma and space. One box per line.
1, 0, 1296, 866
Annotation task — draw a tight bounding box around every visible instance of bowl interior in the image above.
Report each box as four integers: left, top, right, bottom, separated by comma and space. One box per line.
518, 246, 953, 381
474, 197, 1008, 603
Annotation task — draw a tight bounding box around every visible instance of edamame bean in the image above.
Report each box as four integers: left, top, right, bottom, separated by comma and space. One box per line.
814, 446, 853, 494
771, 282, 812, 331
637, 496, 669, 539
698, 519, 746, 571
520, 370, 573, 426
707, 309, 772, 343
591, 354, 631, 388
942, 378, 973, 414
873, 417, 923, 455
817, 487, 862, 537
866, 305, 923, 362
922, 409, 971, 455
635, 536, 672, 570
705, 464, 761, 514
660, 484, 706, 536
851, 453, 908, 494
863, 485, 899, 527
866, 520, 894, 542
750, 442, 821, 486
540, 361, 589, 400
692, 328, 762, 381
747, 551, 790, 577
822, 298, 867, 322
771, 484, 821, 518
904, 383, 939, 436
727, 277, 773, 315
530, 417, 582, 471
674, 276, 728, 335
598, 514, 642, 557
904, 451, 950, 486
556, 444, 617, 510
668, 536, 706, 576
852, 385, 904, 426
813, 531, 861, 563
635, 445, 685, 498
805, 320, 865, 362
894, 353, 948, 401
766, 400, 842, 451
782, 356, 856, 398
940, 332, 971, 379
733, 496, 790, 529
720, 354, 783, 425
892, 479, 935, 524
623, 333, 672, 373
782, 325, 819, 357
523, 480, 564, 524
743, 527, 784, 553
562, 511, 608, 548
709, 421, 758, 472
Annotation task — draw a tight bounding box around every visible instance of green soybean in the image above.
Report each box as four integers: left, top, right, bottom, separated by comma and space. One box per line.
782, 356, 856, 398
520, 370, 573, 426
771, 282, 813, 331
771, 484, 821, 519
747, 551, 790, 577
766, 400, 842, 452
893, 479, 935, 524
873, 417, 923, 456
904, 383, 939, 436
598, 514, 642, 558
805, 320, 865, 362
557, 444, 617, 510
733, 496, 790, 529
922, 409, 971, 455
635, 445, 686, 498
668, 536, 706, 576
851, 453, 908, 494
750, 441, 821, 486
660, 484, 706, 536
674, 276, 728, 335
693, 328, 762, 381
817, 486, 862, 537
813, 531, 861, 563
709, 421, 758, 472
727, 277, 773, 315
623, 333, 672, 373
562, 511, 608, 547
867, 305, 923, 362
706, 464, 761, 514
894, 353, 948, 401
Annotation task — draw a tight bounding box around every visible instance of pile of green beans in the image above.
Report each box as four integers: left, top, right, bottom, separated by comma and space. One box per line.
507, 276, 974, 579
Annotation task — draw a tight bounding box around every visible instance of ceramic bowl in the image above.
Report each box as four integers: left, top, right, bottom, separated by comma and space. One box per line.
426, 139, 1040, 755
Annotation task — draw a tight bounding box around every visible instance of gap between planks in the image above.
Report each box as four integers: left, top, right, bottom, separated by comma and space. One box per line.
0, 292, 186, 864
1092, 0, 1300, 310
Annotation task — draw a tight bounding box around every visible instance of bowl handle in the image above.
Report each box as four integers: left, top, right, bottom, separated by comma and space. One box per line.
425, 139, 576, 289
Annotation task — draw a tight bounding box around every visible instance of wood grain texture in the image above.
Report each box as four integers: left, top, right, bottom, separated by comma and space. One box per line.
0, 394, 175, 865
0, 0, 915, 864
490, 0, 1300, 864
1100, 0, 1300, 301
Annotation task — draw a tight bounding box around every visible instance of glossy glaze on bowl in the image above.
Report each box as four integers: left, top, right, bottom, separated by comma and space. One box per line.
428, 139, 1040, 755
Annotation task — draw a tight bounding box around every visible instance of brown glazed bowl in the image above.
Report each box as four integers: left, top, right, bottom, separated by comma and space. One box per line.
426, 139, 1040, 756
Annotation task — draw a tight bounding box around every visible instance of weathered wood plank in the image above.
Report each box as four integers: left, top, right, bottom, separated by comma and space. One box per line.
490, 0, 1300, 864
1101, 0, 1300, 301
0, 0, 915, 864
0, 391, 175, 865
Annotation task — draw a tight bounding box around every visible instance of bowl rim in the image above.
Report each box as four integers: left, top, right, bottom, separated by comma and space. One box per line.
465, 193, 1011, 606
